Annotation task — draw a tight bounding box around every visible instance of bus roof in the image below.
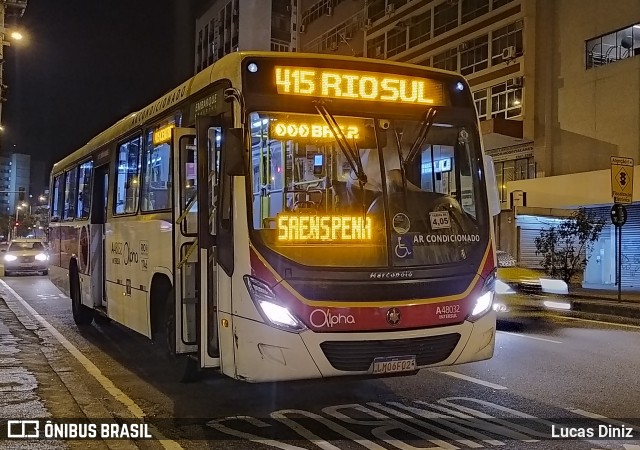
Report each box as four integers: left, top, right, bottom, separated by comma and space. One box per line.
52, 51, 465, 173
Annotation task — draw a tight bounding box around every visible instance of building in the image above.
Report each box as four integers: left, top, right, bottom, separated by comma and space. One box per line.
0, 152, 30, 215
195, 0, 297, 73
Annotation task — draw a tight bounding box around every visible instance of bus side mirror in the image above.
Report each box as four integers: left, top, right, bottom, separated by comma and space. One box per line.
483, 155, 501, 216
224, 128, 246, 176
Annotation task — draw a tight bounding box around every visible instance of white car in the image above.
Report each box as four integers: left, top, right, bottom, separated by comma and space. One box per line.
2, 238, 49, 276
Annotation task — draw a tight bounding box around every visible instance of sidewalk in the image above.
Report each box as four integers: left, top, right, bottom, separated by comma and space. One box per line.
567, 286, 640, 321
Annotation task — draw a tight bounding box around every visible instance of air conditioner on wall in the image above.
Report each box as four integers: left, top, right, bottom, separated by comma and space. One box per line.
330, 42, 338, 51
502, 45, 516, 60
364, 18, 372, 30
327, 6, 333, 16
386, 4, 395, 15
299, 24, 306, 33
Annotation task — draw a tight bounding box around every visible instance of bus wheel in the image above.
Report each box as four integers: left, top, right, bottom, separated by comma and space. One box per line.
159, 288, 201, 383
70, 272, 93, 326
94, 314, 111, 325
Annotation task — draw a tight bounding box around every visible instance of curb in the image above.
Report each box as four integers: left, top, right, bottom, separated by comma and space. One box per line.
570, 297, 640, 320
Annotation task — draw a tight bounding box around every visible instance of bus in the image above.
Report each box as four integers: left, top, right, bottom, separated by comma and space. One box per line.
48, 51, 501, 382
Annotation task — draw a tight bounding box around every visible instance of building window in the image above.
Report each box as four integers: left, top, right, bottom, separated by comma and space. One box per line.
473, 90, 487, 120
63, 167, 78, 221
586, 23, 640, 69
460, 34, 489, 75
461, 0, 489, 24
367, 33, 386, 59
491, 21, 523, 65
433, 47, 458, 72
408, 11, 431, 48
367, 0, 386, 23
490, 78, 523, 119
115, 136, 142, 215
302, 0, 348, 26
433, 0, 459, 37
386, 25, 407, 57
271, 39, 290, 52
76, 160, 93, 219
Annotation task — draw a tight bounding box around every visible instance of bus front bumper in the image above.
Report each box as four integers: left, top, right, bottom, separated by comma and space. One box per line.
231, 311, 495, 383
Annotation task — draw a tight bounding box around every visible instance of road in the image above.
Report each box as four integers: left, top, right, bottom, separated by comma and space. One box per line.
1, 275, 640, 450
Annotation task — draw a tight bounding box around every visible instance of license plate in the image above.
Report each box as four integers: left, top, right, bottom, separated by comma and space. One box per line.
372, 356, 416, 374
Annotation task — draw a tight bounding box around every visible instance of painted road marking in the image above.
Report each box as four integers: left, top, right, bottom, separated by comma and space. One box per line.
440, 371, 508, 390
0, 279, 183, 450
550, 315, 640, 330
498, 330, 562, 344
209, 397, 640, 448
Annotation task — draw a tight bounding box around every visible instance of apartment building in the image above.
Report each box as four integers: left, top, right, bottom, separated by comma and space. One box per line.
0, 152, 30, 215
195, 0, 298, 73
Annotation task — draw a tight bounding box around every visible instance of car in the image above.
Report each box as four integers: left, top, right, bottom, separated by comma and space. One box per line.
1, 238, 50, 276
493, 251, 571, 316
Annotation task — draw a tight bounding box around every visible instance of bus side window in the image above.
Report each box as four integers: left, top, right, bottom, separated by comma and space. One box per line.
115, 136, 142, 215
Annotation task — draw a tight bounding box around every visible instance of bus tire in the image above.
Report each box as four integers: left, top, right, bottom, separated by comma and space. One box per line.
70, 269, 93, 326
158, 288, 201, 383
94, 314, 111, 325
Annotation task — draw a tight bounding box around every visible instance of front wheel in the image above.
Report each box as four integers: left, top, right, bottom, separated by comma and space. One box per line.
155, 288, 201, 383
70, 271, 94, 326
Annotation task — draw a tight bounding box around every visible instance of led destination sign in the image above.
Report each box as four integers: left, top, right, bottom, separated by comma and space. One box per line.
278, 215, 372, 242
275, 67, 445, 105
268, 114, 374, 144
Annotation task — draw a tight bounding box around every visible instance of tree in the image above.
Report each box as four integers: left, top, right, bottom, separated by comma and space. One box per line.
534, 208, 606, 284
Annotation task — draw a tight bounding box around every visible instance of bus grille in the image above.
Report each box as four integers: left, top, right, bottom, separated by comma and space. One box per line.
320, 334, 461, 372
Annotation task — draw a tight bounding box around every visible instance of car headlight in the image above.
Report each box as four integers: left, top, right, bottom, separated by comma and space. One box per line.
243, 275, 306, 332
4, 254, 17, 262
35, 253, 48, 261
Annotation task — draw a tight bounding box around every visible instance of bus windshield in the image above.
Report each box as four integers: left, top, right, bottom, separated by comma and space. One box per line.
249, 109, 486, 268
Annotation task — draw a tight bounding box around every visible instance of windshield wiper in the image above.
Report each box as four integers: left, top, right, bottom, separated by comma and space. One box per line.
314, 102, 367, 186
405, 108, 437, 165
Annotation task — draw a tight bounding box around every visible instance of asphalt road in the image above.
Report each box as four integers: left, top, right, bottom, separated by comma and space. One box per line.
1, 275, 640, 450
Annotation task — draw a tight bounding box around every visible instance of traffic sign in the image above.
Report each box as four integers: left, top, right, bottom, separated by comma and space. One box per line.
610, 156, 634, 204
610, 204, 627, 227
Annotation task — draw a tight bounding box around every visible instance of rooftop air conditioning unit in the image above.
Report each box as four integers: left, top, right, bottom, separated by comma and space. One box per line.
386, 3, 395, 14
299, 24, 306, 34
502, 45, 516, 60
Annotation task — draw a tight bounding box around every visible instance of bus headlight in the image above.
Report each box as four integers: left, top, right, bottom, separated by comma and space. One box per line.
4, 254, 17, 262
469, 291, 494, 321
35, 253, 49, 261
243, 275, 306, 333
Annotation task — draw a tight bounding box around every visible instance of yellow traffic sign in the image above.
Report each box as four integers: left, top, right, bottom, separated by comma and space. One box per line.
611, 156, 634, 204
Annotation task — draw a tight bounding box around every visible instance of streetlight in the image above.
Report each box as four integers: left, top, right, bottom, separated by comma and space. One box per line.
10, 31, 22, 41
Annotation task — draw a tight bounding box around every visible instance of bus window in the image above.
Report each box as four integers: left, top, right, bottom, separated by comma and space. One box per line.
51, 175, 62, 221
141, 130, 171, 211
76, 160, 93, 219
63, 167, 78, 220
115, 136, 142, 214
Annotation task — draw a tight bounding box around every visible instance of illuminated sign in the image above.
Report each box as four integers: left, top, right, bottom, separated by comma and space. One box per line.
152, 124, 175, 145
278, 215, 372, 242
268, 114, 375, 145
275, 67, 445, 105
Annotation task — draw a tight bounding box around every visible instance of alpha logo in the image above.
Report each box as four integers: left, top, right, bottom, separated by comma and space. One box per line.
309, 309, 355, 328
386, 307, 401, 325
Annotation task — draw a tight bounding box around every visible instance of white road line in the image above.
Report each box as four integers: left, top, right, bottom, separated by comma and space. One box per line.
440, 371, 508, 390
569, 408, 640, 433
498, 330, 562, 344
549, 315, 640, 330
0, 279, 183, 450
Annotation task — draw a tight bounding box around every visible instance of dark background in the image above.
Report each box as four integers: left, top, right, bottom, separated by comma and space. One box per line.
2, 0, 209, 183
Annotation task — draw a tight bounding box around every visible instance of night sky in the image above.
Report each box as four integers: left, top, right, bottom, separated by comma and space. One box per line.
3, 0, 205, 173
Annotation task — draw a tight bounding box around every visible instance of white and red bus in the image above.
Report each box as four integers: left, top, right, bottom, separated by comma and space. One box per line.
48, 52, 501, 382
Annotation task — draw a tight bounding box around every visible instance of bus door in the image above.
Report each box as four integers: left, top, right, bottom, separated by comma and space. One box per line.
90, 164, 109, 308
172, 128, 199, 355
